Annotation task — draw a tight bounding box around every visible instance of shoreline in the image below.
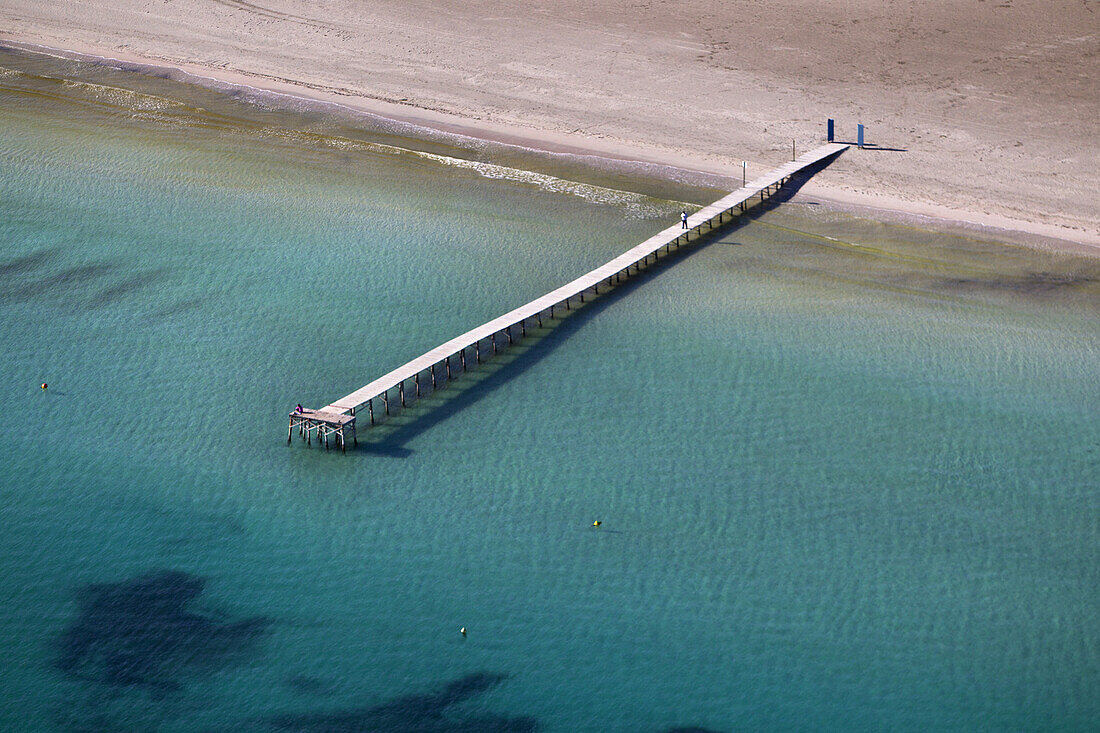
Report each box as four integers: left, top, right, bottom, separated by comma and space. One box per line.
2, 35, 1097, 257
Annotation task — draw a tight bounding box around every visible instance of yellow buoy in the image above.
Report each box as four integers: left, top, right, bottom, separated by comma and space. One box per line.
41, 383, 48, 390
592, 520, 601, 527
460, 627, 467, 636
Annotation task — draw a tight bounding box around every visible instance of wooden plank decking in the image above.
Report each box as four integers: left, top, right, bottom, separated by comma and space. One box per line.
294, 142, 847, 440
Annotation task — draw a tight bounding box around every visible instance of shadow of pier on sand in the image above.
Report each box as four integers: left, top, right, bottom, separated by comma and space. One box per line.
834, 141, 908, 152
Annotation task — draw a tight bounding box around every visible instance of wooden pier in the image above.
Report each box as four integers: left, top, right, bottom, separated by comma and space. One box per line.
288, 407, 357, 452
288, 143, 848, 448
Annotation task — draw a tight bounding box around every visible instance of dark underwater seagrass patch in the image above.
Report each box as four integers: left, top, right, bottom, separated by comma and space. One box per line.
264, 672, 538, 732
55, 569, 270, 693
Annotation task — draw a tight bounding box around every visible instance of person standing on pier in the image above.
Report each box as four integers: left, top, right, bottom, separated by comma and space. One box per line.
681, 210, 689, 229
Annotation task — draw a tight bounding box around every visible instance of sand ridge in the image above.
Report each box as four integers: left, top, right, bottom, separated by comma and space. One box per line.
2, 0, 1098, 249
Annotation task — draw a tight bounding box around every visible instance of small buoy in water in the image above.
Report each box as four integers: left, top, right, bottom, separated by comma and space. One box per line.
592, 520, 601, 527
460, 627, 466, 637
40, 383, 47, 390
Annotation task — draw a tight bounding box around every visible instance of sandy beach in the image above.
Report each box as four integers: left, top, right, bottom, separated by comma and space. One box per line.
2, 0, 1098, 250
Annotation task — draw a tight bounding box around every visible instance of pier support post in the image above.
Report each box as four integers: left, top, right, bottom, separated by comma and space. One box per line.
431, 364, 437, 389
288, 417, 293, 444
461, 349, 467, 371
446, 355, 452, 379
476, 341, 481, 363
521, 320, 526, 337
415, 373, 420, 399
400, 381, 405, 407
368, 399, 375, 425
491, 333, 497, 353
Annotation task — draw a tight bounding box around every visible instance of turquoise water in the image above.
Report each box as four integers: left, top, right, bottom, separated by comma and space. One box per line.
1, 51, 1098, 731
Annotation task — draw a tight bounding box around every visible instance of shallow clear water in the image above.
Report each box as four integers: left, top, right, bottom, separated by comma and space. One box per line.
1, 50, 1098, 732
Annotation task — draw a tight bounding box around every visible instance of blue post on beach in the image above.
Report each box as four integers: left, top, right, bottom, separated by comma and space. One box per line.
827, 118, 834, 142
857, 123, 865, 149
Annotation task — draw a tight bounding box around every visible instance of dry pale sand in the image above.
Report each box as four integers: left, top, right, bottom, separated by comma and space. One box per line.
2, 0, 1098, 250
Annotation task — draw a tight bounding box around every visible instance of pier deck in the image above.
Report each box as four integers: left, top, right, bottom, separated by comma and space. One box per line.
290, 142, 847, 445
287, 407, 356, 451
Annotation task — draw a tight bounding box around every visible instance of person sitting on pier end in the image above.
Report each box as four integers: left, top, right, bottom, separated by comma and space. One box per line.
296, 404, 303, 413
